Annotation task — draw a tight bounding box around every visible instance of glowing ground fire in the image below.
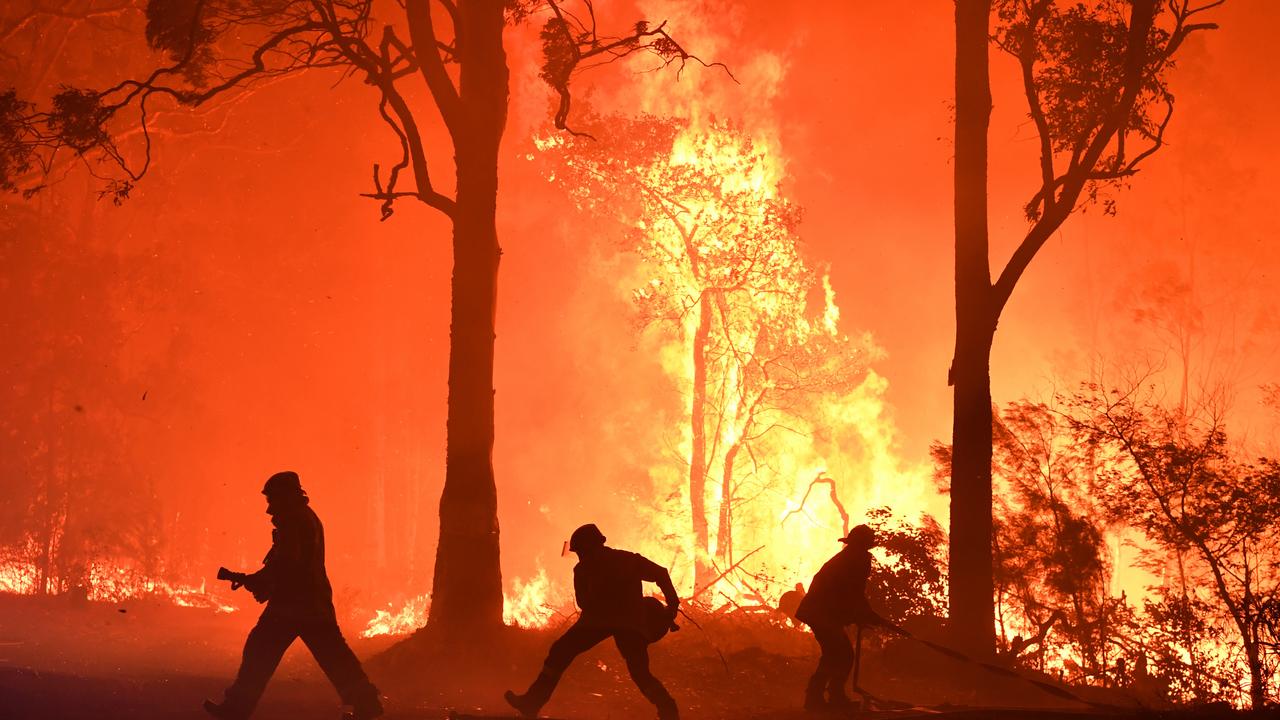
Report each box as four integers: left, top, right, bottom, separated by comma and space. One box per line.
0, 559, 235, 613
362, 567, 569, 637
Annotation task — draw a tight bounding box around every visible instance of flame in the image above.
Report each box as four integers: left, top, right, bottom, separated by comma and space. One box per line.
611, 121, 940, 604
361, 565, 574, 637
503, 565, 572, 629
534, 118, 945, 612
361, 593, 431, 638
0, 559, 235, 613
0, 561, 38, 594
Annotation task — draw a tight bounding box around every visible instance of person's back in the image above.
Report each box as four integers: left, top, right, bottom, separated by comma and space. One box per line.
796, 545, 872, 628
574, 547, 664, 630
261, 501, 334, 619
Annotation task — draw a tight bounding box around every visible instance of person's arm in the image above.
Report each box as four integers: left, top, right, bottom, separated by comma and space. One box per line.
847, 551, 885, 626
637, 555, 680, 613
245, 522, 302, 601
240, 530, 278, 601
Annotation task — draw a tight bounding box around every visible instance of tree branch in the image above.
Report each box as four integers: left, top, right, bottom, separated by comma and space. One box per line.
404, 0, 461, 138
991, 0, 1163, 317
541, 0, 733, 137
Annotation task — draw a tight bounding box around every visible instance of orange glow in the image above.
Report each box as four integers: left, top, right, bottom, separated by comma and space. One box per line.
361, 566, 570, 636
2, 1, 1278, 710
0, 560, 235, 613
361, 593, 431, 638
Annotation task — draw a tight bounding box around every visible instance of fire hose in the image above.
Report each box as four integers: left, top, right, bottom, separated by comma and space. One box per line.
862, 619, 1125, 712
675, 606, 733, 676
673, 604, 1119, 710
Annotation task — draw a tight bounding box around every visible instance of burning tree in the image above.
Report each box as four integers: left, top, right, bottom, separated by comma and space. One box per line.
540, 117, 877, 592
933, 382, 1280, 704
948, 0, 1224, 654
0, 1, 721, 637
931, 402, 1120, 679
1065, 380, 1280, 708
989, 402, 1121, 680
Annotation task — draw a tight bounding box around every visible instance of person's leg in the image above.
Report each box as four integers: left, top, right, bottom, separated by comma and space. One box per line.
217, 613, 298, 717
823, 627, 855, 705
615, 631, 678, 720
299, 619, 382, 718
507, 621, 611, 716
805, 624, 840, 709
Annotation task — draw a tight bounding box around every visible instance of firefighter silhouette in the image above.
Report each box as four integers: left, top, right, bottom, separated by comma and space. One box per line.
203, 471, 382, 720
505, 524, 680, 720
795, 524, 884, 711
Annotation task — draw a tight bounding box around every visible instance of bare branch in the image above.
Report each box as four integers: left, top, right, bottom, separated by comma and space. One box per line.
541, 0, 733, 136
781, 473, 850, 536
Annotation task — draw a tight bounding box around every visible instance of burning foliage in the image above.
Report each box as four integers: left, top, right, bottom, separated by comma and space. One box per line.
930, 381, 1280, 706
536, 115, 941, 614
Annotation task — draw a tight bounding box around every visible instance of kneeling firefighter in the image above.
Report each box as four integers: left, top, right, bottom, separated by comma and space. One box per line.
505, 523, 681, 720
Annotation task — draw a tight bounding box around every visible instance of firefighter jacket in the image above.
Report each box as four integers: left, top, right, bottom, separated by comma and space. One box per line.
574, 547, 678, 632
246, 498, 336, 620
795, 545, 877, 628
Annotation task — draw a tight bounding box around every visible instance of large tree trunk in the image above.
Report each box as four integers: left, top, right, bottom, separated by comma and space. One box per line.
689, 291, 714, 588
427, 2, 509, 638
949, 0, 997, 657
715, 440, 742, 567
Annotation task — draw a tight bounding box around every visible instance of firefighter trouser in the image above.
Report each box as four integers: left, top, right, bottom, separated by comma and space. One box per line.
521, 620, 676, 715
807, 623, 854, 700
222, 610, 379, 716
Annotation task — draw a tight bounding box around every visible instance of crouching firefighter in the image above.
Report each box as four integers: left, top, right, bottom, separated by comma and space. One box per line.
506, 523, 681, 720
795, 523, 885, 712
204, 471, 382, 720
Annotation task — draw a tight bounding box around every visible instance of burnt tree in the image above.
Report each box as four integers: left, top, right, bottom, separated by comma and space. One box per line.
948, 0, 1222, 654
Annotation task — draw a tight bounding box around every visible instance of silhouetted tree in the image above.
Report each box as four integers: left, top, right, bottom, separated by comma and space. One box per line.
0, 1, 719, 637
948, 0, 1223, 654
1134, 575, 1236, 703
864, 507, 948, 625
990, 401, 1120, 682
932, 404, 1120, 678
1066, 380, 1280, 708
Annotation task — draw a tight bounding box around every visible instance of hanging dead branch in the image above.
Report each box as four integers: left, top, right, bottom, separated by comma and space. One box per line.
781, 472, 850, 536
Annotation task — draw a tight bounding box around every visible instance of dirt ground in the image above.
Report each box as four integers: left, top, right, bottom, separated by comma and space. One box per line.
0, 593, 1248, 720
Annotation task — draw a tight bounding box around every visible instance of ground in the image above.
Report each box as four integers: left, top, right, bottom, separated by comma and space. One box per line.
0, 594, 1258, 720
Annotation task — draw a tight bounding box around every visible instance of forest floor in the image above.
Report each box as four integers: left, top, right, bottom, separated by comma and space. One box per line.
0, 593, 1256, 720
